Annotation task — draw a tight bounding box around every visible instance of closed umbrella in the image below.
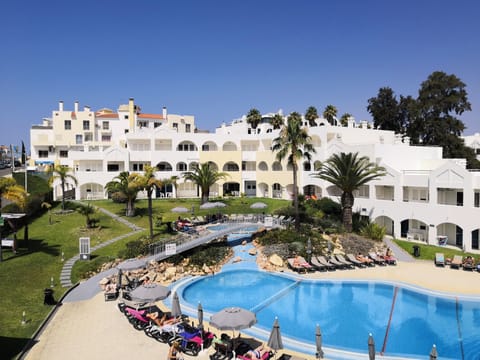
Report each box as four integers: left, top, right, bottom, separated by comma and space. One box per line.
171, 291, 182, 317
368, 333, 375, 360
172, 206, 189, 213
315, 324, 324, 359
129, 284, 171, 303
198, 302, 204, 329
267, 317, 283, 357
429, 344, 438, 360
250, 202, 267, 209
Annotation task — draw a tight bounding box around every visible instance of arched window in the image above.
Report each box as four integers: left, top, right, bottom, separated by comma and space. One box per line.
272, 162, 283, 171
303, 162, 312, 171
157, 162, 172, 171
177, 141, 197, 151
222, 141, 237, 151
176, 162, 187, 171
258, 161, 268, 171
223, 162, 239, 171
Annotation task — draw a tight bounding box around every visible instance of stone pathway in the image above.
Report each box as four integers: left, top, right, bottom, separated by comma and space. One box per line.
59, 206, 144, 288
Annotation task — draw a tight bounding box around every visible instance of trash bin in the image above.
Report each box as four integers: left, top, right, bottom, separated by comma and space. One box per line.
44, 288, 56, 305
413, 245, 420, 257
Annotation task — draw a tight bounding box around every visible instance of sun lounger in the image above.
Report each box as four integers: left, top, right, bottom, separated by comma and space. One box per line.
335, 254, 355, 269
287, 256, 314, 273
368, 252, 387, 266
327, 256, 346, 269
382, 254, 397, 265
346, 253, 366, 268
316, 256, 336, 271
450, 255, 463, 269
310, 256, 327, 271
462, 256, 475, 271
434, 253, 445, 266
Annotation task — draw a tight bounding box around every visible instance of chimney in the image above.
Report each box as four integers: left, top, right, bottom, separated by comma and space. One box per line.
74, 101, 79, 113
162, 106, 167, 119
59, 101, 64, 111
84, 105, 90, 111
128, 98, 135, 131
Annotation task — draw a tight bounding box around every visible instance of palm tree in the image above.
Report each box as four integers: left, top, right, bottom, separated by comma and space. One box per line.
0, 178, 23, 215
105, 171, 139, 217
77, 202, 96, 228
182, 163, 228, 204
246, 108, 262, 129
340, 113, 352, 127
313, 152, 386, 232
272, 112, 316, 230
323, 105, 338, 125
270, 113, 284, 130
1, 178, 28, 245
134, 165, 165, 239
305, 106, 319, 127
48, 165, 78, 211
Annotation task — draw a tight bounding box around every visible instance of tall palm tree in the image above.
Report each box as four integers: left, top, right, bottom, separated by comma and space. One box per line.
270, 113, 284, 130
133, 165, 165, 239
272, 112, 316, 230
48, 165, 78, 211
246, 108, 262, 129
305, 106, 319, 127
105, 171, 139, 217
340, 113, 352, 127
182, 163, 228, 204
314, 152, 386, 232
323, 105, 338, 126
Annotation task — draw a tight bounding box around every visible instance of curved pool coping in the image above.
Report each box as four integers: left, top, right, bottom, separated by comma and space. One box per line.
166, 266, 480, 360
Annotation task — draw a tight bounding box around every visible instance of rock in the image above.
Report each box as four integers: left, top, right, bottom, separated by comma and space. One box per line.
269, 254, 284, 267
165, 266, 177, 279
232, 256, 242, 263
242, 240, 248, 246
98, 277, 110, 286
248, 248, 257, 256
202, 264, 211, 273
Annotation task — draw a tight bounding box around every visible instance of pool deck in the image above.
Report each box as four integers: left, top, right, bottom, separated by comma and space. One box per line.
23, 243, 480, 360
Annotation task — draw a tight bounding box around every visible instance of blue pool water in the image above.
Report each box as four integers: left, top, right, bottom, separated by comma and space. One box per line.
207, 224, 261, 244
180, 269, 480, 359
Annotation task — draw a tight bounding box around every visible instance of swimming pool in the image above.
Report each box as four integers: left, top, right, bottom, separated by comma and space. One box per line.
179, 269, 480, 359
207, 224, 262, 244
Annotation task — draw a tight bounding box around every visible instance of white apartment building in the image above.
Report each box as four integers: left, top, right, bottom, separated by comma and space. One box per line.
30, 99, 480, 252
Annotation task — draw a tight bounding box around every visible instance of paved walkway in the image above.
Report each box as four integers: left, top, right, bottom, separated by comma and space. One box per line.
59, 206, 144, 288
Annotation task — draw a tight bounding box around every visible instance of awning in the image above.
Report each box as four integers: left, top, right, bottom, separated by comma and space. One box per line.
35, 160, 54, 165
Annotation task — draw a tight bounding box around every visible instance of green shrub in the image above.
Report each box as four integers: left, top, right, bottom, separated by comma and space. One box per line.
360, 222, 386, 241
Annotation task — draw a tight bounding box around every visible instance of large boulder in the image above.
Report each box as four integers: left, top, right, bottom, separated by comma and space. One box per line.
269, 254, 284, 267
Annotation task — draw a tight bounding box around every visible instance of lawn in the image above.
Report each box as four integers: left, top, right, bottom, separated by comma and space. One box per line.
393, 239, 478, 262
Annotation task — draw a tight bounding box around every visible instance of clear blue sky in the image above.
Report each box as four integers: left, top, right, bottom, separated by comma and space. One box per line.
1, 0, 479, 150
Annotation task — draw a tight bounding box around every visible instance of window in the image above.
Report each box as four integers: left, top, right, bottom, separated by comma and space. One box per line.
475, 192, 480, 208
186, 124, 191, 132
64, 120, 71, 130
173, 123, 178, 130
59, 150, 68, 158
107, 164, 119, 172
124, 129, 129, 134
38, 150, 48, 158
138, 121, 148, 128
102, 121, 109, 130
133, 163, 144, 171
154, 122, 161, 128
124, 115, 129, 119
176, 163, 187, 171
84, 133, 93, 142
83, 120, 90, 130
76, 135, 83, 144
102, 134, 111, 142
